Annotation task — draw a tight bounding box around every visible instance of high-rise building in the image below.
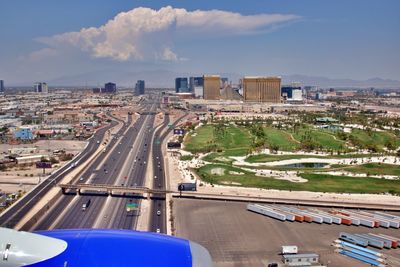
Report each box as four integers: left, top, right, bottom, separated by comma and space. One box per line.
134, 80, 145, 95
92, 87, 101, 93
104, 82, 117, 93
189, 77, 204, 97
203, 75, 221, 100
175, 78, 188, 93
281, 83, 303, 101
243, 76, 281, 103
221, 77, 228, 87
34, 82, 48, 93
0, 80, 4, 94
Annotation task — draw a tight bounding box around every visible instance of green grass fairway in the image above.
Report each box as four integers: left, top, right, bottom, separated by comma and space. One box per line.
263, 127, 299, 151
349, 129, 400, 151
184, 124, 252, 156
197, 164, 400, 194
292, 127, 345, 151
341, 163, 400, 176
184, 125, 215, 153
216, 125, 253, 156
244, 153, 383, 163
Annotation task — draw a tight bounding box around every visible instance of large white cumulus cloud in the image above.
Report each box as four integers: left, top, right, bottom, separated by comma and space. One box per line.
37, 6, 299, 61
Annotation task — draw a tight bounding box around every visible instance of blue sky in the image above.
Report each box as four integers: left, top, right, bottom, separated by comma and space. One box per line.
0, 0, 399, 85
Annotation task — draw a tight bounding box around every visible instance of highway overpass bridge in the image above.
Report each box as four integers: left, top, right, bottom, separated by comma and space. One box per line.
59, 184, 173, 199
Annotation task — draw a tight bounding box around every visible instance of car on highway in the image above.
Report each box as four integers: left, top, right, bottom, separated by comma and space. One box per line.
79, 177, 84, 182
97, 140, 100, 144
157, 210, 161, 216
82, 199, 91, 211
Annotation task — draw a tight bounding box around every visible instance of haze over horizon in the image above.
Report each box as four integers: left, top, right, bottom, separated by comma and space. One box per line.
1, 0, 399, 85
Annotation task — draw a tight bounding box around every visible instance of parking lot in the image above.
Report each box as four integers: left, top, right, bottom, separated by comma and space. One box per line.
174, 198, 400, 267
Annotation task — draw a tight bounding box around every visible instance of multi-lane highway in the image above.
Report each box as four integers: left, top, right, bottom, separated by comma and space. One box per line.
0, 114, 119, 229
1, 93, 187, 235
21, 95, 169, 233
149, 112, 188, 233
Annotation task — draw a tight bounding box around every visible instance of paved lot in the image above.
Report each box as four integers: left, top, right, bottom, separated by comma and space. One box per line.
174, 199, 400, 267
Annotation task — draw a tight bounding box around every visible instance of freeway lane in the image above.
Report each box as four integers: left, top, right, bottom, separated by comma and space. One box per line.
0, 116, 120, 229
31, 113, 136, 230
59, 113, 154, 229
32, 101, 157, 231
149, 112, 188, 233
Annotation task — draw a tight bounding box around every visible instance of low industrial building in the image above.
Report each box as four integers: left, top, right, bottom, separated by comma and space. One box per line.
282, 253, 322, 267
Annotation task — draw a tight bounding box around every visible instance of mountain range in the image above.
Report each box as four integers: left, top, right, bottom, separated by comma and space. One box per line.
29, 70, 400, 89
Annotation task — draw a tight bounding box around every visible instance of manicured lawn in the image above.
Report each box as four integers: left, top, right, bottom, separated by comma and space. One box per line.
180, 155, 194, 161
341, 163, 400, 176
184, 125, 216, 153
292, 127, 346, 151
216, 125, 252, 156
244, 153, 382, 163
197, 164, 400, 194
184, 124, 252, 156
263, 127, 299, 151
246, 154, 327, 163
349, 129, 400, 151
202, 153, 234, 164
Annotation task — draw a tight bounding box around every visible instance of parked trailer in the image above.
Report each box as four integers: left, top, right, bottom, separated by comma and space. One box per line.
354, 234, 385, 249
339, 233, 368, 247
377, 234, 400, 247
352, 216, 375, 228
367, 233, 398, 248
334, 240, 385, 257
269, 206, 306, 222
311, 209, 342, 224
369, 214, 400, 228
338, 250, 385, 267
247, 204, 286, 221
276, 206, 324, 224
262, 205, 300, 222
341, 210, 381, 228
353, 211, 392, 228
333, 213, 360, 225
374, 211, 400, 221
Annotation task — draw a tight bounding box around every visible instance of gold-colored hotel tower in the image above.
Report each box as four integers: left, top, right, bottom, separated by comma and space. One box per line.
203, 75, 221, 100
243, 76, 281, 103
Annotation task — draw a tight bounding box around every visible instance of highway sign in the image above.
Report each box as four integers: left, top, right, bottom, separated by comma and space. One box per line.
126, 203, 138, 212
36, 162, 52, 169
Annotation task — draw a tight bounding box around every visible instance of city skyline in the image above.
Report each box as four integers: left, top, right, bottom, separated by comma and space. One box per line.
1, 0, 399, 86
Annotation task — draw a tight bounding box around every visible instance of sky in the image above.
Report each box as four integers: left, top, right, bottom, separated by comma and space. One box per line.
0, 0, 399, 85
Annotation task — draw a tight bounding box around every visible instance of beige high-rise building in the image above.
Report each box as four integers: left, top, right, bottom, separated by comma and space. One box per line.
203, 75, 220, 100
243, 76, 281, 103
